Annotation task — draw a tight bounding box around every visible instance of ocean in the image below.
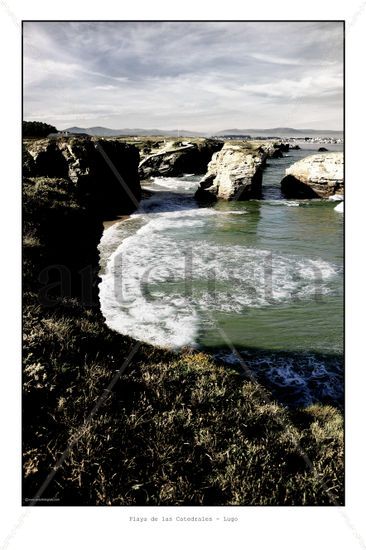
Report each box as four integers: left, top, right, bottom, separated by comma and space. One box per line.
99, 142, 344, 407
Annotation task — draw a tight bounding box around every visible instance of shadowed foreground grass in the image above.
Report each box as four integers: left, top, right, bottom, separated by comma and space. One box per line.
23, 294, 344, 505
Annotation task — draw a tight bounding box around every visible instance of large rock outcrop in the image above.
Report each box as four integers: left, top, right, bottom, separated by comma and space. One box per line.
138, 139, 223, 179
281, 152, 344, 198
23, 136, 141, 302
24, 137, 141, 216
195, 142, 268, 201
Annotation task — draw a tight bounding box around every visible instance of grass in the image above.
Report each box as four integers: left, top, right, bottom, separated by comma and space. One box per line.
22, 168, 344, 506
23, 295, 344, 505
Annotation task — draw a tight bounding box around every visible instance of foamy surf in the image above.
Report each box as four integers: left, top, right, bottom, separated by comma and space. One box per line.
148, 175, 200, 193
99, 176, 341, 350
334, 201, 344, 213
215, 350, 343, 407
329, 194, 344, 201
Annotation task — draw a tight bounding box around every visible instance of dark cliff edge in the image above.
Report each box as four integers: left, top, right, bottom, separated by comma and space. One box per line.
22, 136, 343, 506
23, 137, 141, 300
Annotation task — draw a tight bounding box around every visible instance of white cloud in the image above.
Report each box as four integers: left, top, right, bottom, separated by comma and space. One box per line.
95, 85, 118, 91
250, 53, 300, 66
240, 74, 343, 100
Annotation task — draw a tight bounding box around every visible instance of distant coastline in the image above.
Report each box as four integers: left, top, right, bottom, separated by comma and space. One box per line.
38, 124, 344, 139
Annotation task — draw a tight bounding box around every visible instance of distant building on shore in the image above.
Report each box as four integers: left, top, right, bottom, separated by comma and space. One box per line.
47, 130, 90, 138
214, 134, 251, 140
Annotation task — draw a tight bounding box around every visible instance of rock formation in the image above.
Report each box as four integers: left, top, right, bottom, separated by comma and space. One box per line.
23, 136, 141, 302
270, 142, 290, 158
195, 142, 268, 201
138, 139, 223, 179
24, 136, 141, 216
281, 152, 344, 198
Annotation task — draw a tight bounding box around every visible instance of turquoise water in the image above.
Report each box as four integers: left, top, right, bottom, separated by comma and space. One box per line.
99, 143, 344, 406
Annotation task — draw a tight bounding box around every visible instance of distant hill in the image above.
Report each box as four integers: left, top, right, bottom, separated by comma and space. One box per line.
64, 126, 203, 137
63, 125, 343, 139
215, 127, 344, 137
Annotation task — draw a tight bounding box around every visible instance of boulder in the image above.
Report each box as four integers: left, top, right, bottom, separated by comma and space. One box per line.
24, 137, 141, 216
274, 142, 290, 153
138, 139, 223, 179
318, 147, 328, 152
270, 148, 283, 159
258, 142, 290, 159
281, 152, 344, 198
195, 142, 267, 201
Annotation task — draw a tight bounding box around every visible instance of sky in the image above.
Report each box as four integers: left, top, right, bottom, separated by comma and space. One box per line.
23, 21, 344, 132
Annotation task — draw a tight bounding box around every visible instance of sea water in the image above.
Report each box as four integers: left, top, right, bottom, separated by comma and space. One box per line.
99, 143, 344, 406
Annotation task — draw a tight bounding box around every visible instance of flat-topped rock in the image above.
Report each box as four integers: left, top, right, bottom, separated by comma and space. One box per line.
195, 141, 268, 201
281, 152, 344, 198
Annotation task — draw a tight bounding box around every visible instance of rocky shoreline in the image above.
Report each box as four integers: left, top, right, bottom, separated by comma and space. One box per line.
193, 140, 341, 202
22, 134, 344, 505
24, 136, 345, 206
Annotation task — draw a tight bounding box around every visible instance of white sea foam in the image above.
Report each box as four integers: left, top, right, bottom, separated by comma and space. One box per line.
334, 201, 344, 213
217, 210, 248, 215
329, 194, 344, 201
216, 351, 343, 406
99, 200, 340, 349
266, 200, 300, 207
149, 176, 199, 192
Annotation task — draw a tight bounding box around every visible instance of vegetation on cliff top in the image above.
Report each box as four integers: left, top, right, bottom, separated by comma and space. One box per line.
23, 120, 58, 138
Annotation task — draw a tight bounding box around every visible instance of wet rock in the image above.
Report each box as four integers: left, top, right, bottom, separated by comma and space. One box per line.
281, 152, 344, 198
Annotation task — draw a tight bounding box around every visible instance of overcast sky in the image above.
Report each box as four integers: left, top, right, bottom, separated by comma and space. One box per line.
23, 21, 343, 132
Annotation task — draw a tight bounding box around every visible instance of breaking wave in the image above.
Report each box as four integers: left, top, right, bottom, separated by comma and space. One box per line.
99, 187, 341, 349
